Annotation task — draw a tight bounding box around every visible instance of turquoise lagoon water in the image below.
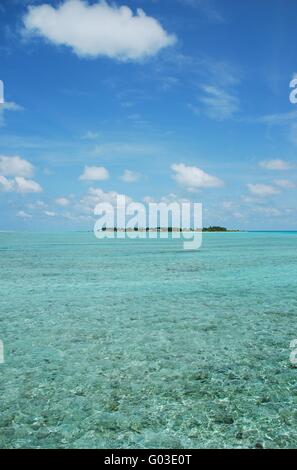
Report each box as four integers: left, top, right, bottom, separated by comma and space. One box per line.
1, 231, 297, 449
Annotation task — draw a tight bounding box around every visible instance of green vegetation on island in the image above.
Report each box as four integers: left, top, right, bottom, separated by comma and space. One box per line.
203, 226, 227, 232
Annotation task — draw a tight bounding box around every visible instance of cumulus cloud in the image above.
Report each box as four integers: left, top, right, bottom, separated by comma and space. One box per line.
171, 163, 223, 192
23, 0, 176, 61
143, 196, 155, 204
0, 175, 15, 192
17, 210, 32, 219
27, 200, 47, 209
79, 187, 133, 214
120, 169, 140, 183
15, 177, 42, 193
79, 166, 109, 181
259, 159, 294, 170
0, 155, 34, 177
0, 175, 42, 193
247, 183, 279, 197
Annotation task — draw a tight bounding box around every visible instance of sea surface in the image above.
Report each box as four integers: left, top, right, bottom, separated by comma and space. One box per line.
0, 231, 297, 449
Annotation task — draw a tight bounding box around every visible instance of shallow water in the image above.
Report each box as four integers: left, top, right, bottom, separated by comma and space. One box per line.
0, 231, 297, 448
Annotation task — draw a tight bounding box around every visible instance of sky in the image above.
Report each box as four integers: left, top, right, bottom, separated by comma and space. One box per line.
1, 0, 297, 231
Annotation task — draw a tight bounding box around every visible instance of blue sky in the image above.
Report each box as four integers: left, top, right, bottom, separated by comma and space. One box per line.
1, 0, 297, 230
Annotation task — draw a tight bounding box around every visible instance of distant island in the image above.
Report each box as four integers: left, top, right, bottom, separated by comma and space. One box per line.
203, 226, 240, 232
98, 226, 240, 232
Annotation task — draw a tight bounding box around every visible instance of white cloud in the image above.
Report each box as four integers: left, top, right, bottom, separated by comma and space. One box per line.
55, 197, 70, 206
0, 155, 34, 177
0, 175, 15, 192
247, 183, 279, 197
161, 193, 190, 204
2, 102, 24, 112
143, 195, 155, 204
17, 210, 32, 219
23, 0, 176, 61
0, 102, 23, 126
254, 111, 297, 147
15, 177, 43, 193
79, 166, 109, 181
0, 175, 42, 193
198, 85, 239, 120
79, 187, 133, 214
257, 110, 297, 125
44, 211, 57, 217
259, 159, 294, 170
199, 58, 240, 87
158, 193, 179, 204
120, 169, 140, 183
27, 200, 47, 209
171, 163, 223, 192
274, 179, 296, 189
